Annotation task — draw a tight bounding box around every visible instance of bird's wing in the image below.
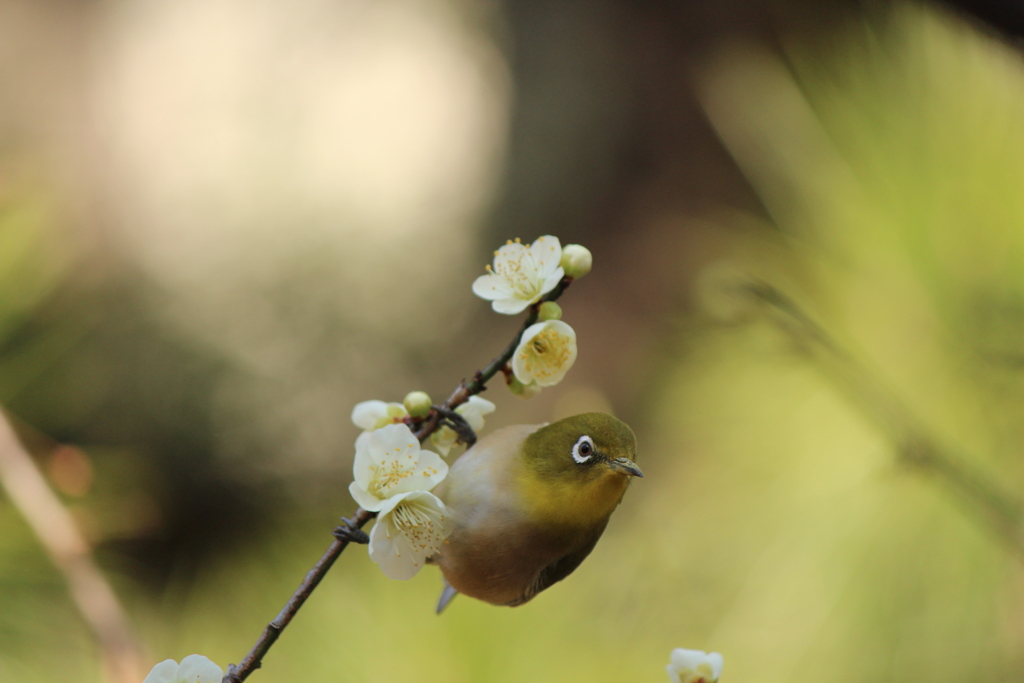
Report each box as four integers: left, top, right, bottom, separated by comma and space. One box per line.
436, 578, 459, 614
513, 520, 609, 606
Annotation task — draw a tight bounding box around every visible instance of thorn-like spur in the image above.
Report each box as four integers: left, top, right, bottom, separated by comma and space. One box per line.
433, 405, 477, 448
333, 517, 369, 545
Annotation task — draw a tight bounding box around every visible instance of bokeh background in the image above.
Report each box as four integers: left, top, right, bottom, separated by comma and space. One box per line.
3, 0, 1024, 681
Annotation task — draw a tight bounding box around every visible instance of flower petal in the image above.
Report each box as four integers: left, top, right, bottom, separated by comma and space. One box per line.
366, 423, 420, 460
351, 432, 376, 491
535, 320, 577, 386
177, 655, 223, 683
539, 266, 565, 297
351, 400, 388, 431
430, 426, 458, 456
491, 296, 532, 315
510, 322, 543, 383
369, 491, 452, 580
369, 426, 418, 468
669, 648, 716, 675
472, 273, 514, 302
529, 235, 562, 276
349, 480, 385, 512
354, 429, 372, 451
669, 649, 704, 672
374, 490, 410, 517
403, 447, 448, 494
706, 653, 724, 679
369, 516, 421, 580
457, 396, 495, 431
143, 660, 180, 683
492, 242, 532, 280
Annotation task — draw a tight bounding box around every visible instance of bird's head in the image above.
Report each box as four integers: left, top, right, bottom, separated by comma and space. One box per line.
520, 413, 641, 525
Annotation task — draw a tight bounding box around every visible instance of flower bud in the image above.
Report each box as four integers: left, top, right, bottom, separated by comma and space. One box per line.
560, 244, 592, 279
507, 376, 542, 399
403, 391, 433, 418
537, 301, 562, 321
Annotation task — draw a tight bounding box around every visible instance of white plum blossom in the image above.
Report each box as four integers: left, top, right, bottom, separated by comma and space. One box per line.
456, 395, 496, 432
349, 423, 447, 512
431, 396, 496, 456
511, 320, 578, 387
472, 236, 564, 314
351, 400, 409, 431
430, 428, 459, 455
143, 655, 223, 683
666, 649, 723, 683
369, 490, 453, 580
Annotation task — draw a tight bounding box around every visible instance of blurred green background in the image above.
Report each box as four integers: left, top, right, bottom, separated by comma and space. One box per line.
2, 0, 1024, 681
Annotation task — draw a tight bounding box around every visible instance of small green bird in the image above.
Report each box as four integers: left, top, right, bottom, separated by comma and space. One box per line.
429, 412, 642, 611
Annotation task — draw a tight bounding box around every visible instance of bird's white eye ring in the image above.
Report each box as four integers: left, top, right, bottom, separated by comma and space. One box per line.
572, 435, 595, 464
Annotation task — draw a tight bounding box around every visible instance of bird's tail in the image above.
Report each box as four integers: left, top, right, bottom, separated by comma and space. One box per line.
436, 579, 459, 614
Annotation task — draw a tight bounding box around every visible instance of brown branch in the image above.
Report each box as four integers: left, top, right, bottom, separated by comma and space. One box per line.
424, 276, 574, 437
224, 508, 374, 683
0, 411, 145, 683
224, 277, 575, 683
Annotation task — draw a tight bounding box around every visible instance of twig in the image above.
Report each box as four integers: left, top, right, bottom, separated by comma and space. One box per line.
224, 277, 574, 683
0, 411, 144, 683
746, 281, 1024, 557
223, 508, 374, 683
416, 276, 574, 439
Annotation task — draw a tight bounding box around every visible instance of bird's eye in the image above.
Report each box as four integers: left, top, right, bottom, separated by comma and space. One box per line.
572, 435, 595, 464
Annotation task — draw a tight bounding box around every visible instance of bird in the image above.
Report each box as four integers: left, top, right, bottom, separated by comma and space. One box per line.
428, 412, 642, 612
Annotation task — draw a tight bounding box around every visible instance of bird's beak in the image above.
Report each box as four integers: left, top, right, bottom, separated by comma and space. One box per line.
608, 456, 643, 478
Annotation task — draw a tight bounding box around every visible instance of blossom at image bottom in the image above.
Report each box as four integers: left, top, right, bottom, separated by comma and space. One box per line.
143, 655, 223, 683
666, 649, 723, 683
